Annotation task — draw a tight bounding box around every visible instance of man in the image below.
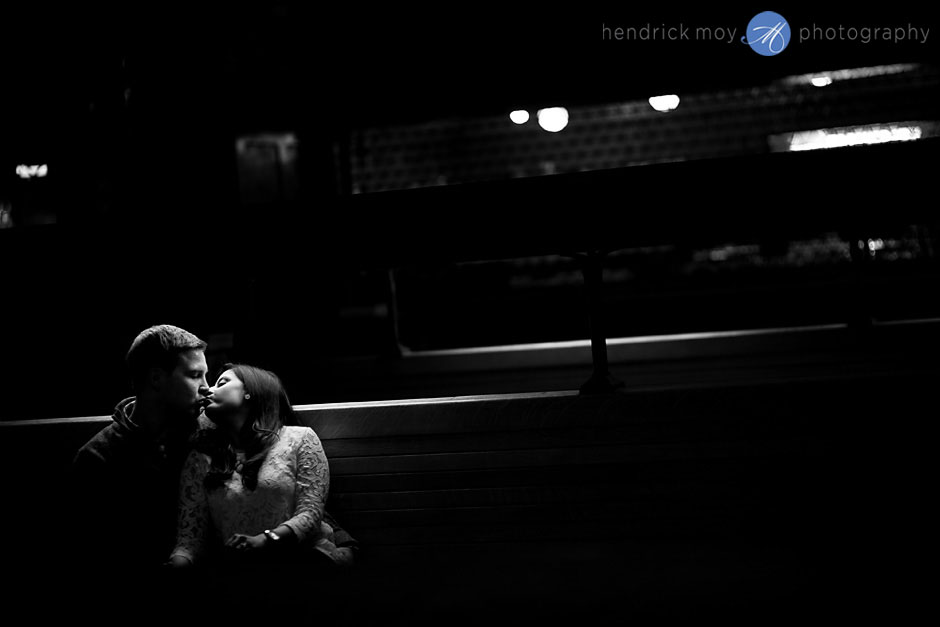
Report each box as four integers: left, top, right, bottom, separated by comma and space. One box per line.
71, 325, 211, 583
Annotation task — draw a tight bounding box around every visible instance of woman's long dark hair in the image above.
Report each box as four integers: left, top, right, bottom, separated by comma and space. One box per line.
194, 363, 297, 490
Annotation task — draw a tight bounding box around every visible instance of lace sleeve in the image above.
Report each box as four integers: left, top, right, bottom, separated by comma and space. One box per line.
282, 428, 330, 542
170, 449, 210, 564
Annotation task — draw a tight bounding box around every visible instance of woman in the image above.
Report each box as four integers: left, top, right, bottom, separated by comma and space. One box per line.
167, 364, 338, 573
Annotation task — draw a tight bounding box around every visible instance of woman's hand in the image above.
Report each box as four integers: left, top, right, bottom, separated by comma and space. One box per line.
225, 532, 267, 552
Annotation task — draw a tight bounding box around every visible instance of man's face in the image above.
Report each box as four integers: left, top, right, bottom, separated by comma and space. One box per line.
158, 349, 210, 424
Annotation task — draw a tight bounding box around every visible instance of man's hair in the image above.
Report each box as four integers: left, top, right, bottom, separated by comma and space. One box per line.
126, 325, 207, 389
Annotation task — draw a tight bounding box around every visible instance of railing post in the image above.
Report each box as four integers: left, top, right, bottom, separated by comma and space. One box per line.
846, 232, 875, 332
577, 251, 624, 395
385, 268, 405, 358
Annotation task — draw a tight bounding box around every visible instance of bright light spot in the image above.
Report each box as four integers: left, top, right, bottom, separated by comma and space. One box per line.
16, 164, 48, 179
709, 250, 729, 262
810, 76, 833, 87
868, 239, 885, 252
785, 124, 923, 152
509, 110, 530, 124
536, 107, 569, 132
648, 95, 680, 112
780, 63, 920, 86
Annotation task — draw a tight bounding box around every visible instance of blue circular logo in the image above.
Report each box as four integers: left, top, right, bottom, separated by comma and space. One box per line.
742, 11, 790, 56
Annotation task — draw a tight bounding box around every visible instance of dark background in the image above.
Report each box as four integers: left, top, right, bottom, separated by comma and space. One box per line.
1, 3, 939, 419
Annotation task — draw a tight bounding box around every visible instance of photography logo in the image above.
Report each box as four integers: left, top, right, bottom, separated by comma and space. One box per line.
742, 11, 791, 56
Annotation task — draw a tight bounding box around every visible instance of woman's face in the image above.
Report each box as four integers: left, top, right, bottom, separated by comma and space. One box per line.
204, 369, 248, 424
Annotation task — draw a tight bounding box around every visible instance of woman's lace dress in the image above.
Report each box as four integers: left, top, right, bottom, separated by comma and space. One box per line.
170, 426, 330, 564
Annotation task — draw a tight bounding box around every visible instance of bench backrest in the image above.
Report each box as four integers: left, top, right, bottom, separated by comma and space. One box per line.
0, 375, 910, 560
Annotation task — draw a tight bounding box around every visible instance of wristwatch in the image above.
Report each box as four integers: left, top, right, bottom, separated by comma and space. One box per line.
263, 529, 281, 544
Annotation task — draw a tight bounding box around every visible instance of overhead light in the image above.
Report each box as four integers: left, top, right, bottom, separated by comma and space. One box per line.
536, 107, 569, 132
509, 110, 530, 124
16, 164, 48, 179
779, 63, 920, 86
648, 95, 680, 112
782, 123, 923, 152
769, 121, 940, 153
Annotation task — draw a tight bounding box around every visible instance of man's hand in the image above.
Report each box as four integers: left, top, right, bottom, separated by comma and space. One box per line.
164, 555, 193, 568
225, 533, 267, 552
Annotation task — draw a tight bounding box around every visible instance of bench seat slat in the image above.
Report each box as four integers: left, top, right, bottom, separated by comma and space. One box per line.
332, 498, 768, 527
329, 484, 772, 511
328, 438, 821, 475
329, 457, 795, 493
317, 414, 803, 458
329, 478, 776, 510
343, 514, 762, 545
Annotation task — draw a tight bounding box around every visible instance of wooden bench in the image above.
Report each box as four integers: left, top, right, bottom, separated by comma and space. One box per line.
293, 381, 860, 622
1, 373, 932, 622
